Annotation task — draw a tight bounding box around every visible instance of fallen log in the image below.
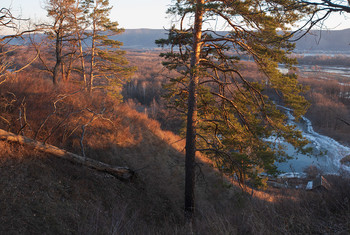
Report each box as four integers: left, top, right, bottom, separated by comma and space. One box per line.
0, 129, 134, 180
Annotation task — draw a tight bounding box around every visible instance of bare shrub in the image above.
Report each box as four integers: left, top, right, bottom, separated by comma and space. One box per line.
303, 165, 322, 178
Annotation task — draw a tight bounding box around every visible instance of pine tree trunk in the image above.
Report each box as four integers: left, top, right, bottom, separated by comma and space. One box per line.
52, 63, 59, 85
89, 19, 96, 94
61, 61, 66, 82
184, 0, 204, 225
52, 32, 61, 85
79, 40, 87, 90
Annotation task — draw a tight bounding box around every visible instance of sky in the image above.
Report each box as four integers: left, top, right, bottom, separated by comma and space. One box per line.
2, 0, 350, 30
3, 0, 171, 29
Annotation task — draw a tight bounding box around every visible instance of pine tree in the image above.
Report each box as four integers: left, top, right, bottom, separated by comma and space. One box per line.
45, 0, 76, 84
157, 0, 313, 222
70, 0, 89, 88
83, 0, 135, 97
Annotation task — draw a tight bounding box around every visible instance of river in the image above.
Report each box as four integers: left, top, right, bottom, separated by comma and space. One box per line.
271, 107, 350, 175
279, 64, 350, 79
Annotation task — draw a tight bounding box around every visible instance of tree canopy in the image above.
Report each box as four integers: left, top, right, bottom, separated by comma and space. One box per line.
34, 0, 135, 98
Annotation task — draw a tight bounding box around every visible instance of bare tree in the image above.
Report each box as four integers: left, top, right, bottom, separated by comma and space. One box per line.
1, 7, 38, 84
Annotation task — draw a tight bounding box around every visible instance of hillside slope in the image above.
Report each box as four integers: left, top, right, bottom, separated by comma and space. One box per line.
1, 77, 349, 234
0, 116, 227, 234
0, 141, 140, 234
0, 76, 236, 233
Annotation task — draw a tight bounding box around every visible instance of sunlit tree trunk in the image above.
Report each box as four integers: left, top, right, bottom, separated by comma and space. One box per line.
61, 61, 67, 82
89, 17, 96, 93
78, 40, 87, 89
65, 53, 74, 82
184, 0, 204, 224
71, 0, 87, 89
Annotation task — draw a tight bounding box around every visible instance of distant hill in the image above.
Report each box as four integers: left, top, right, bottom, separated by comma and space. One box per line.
114, 28, 167, 49
4, 28, 350, 53
114, 28, 350, 53
293, 29, 350, 53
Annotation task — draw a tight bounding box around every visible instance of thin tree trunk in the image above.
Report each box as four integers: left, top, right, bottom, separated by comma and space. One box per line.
72, 1, 87, 90
53, 31, 61, 85
53, 26, 64, 85
184, 0, 204, 225
53, 63, 59, 85
79, 40, 87, 90
61, 61, 66, 82
89, 19, 96, 93
65, 53, 74, 82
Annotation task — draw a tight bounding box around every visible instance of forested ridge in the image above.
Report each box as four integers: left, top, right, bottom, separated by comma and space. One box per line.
6, 28, 350, 53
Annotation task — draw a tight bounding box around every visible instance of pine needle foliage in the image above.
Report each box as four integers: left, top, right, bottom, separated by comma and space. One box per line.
157, 0, 314, 186
83, 0, 135, 98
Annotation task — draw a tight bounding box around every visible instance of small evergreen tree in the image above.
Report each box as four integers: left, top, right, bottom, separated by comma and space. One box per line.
83, 0, 135, 97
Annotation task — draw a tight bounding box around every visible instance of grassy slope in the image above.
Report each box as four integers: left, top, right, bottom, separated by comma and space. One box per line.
0, 141, 140, 234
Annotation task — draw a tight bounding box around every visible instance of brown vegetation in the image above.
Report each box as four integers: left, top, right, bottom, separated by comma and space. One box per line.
296, 54, 350, 67
0, 72, 233, 233
299, 76, 350, 145
122, 50, 350, 146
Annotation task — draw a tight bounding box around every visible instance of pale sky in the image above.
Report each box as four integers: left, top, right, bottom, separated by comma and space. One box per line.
2, 0, 350, 30
3, 0, 171, 29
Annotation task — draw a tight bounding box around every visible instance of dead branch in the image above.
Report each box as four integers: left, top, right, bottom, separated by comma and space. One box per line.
17, 97, 27, 135
29, 33, 54, 75
11, 49, 40, 74
43, 109, 83, 144
80, 107, 107, 157
337, 117, 350, 126
34, 89, 83, 140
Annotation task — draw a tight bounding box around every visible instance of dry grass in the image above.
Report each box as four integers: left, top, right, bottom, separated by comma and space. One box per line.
0, 141, 139, 234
